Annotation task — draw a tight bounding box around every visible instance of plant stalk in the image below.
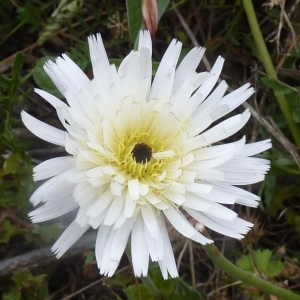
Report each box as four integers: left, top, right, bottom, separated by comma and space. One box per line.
204, 243, 300, 300
242, 0, 300, 149
125, 246, 161, 298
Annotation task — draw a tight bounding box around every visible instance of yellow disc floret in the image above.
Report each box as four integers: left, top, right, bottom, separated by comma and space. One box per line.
115, 130, 176, 179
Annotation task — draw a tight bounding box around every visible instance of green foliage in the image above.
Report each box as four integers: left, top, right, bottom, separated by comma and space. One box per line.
124, 278, 207, 300
235, 249, 286, 299
0, 220, 28, 244
126, 0, 170, 43
260, 77, 295, 97
38, 0, 84, 45
16, 2, 43, 33
124, 264, 207, 300
259, 173, 276, 209
124, 284, 153, 300
126, 0, 143, 44
236, 249, 284, 278
31, 224, 62, 244
0, 54, 33, 214
0, 1, 43, 46
3, 270, 49, 300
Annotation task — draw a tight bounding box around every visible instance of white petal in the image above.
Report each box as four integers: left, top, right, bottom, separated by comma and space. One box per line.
163, 206, 212, 244
30, 169, 76, 206
196, 56, 224, 100
194, 136, 245, 160
156, 213, 178, 278
103, 196, 124, 226
141, 204, 160, 239
138, 30, 152, 55
88, 206, 109, 229
33, 157, 74, 181
128, 179, 140, 201
29, 194, 78, 223
209, 181, 260, 207
34, 88, 68, 109
88, 33, 110, 78
205, 202, 237, 221
237, 139, 272, 157
172, 46, 206, 94
73, 182, 97, 207
186, 208, 247, 239
21, 111, 66, 146
163, 190, 186, 205
191, 153, 233, 170
183, 194, 212, 212
60, 54, 90, 90
131, 215, 149, 277
76, 198, 97, 227
124, 188, 137, 218
185, 182, 213, 194
86, 189, 114, 218
150, 39, 182, 102
183, 110, 251, 153
106, 217, 135, 274
52, 221, 89, 258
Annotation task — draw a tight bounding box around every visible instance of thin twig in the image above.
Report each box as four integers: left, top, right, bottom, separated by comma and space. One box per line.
188, 241, 196, 290
176, 240, 189, 272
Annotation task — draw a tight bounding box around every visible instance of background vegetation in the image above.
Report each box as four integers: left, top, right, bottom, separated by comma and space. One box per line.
0, 0, 300, 299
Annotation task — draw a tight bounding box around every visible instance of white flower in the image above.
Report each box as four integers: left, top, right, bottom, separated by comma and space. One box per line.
22, 31, 271, 279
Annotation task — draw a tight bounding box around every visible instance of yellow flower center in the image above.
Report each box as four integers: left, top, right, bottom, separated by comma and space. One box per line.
115, 130, 175, 179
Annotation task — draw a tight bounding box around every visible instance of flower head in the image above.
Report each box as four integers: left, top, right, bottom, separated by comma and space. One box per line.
22, 31, 271, 279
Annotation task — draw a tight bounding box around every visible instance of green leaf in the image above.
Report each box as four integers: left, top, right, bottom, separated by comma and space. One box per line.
260, 77, 294, 96
124, 284, 152, 300
84, 251, 95, 265
9, 53, 24, 98
157, 0, 170, 19
3, 288, 21, 300
105, 271, 133, 288
261, 173, 276, 208
32, 57, 63, 98
253, 249, 272, 273
159, 279, 174, 297
236, 255, 252, 271
31, 224, 61, 244
4, 153, 23, 174
38, 0, 84, 45
10, 270, 48, 299
0, 220, 27, 243
236, 250, 285, 278
265, 260, 284, 277
126, 0, 143, 43
126, 0, 170, 43
0, 74, 11, 89
173, 278, 208, 300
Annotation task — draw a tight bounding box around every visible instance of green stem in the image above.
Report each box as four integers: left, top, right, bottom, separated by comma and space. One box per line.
140, 275, 161, 298
204, 243, 300, 300
125, 246, 161, 298
242, 0, 300, 149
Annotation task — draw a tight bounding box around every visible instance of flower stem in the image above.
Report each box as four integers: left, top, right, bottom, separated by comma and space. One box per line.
125, 246, 161, 298
242, 0, 300, 149
140, 275, 161, 298
204, 243, 300, 300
